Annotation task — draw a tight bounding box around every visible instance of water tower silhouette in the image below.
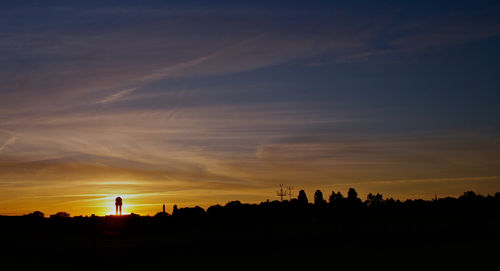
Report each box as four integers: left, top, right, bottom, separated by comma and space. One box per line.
115, 197, 123, 216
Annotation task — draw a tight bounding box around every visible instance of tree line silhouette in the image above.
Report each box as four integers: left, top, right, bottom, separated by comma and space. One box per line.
19, 188, 500, 220
2, 188, 499, 269
163, 189, 499, 222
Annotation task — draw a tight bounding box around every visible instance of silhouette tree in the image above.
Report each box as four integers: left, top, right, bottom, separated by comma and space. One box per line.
225, 200, 242, 208
173, 206, 206, 218
314, 190, 326, 205
50, 212, 70, 218
366, 193, 383, 207
367, 193, 374, 201
347, 188, 358, 200
460, 191, 479, 200
346, 188, 362, 208
207, 204, 224, 217
329, 191, 343, 204
26, 211, 44, 217
297, 190, 308, 205
173, 204, 178, 216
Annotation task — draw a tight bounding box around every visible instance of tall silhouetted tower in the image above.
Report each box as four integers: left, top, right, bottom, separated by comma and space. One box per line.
163, 204, 165, 213
115, 197, 122, 216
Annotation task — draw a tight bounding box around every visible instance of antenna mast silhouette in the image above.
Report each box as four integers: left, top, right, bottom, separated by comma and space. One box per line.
277, 184, 286, 201
287, 186, 293, 201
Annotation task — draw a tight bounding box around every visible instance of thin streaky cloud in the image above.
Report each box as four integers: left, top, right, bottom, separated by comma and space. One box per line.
140, 54, 213, 81
0, 136, 16, 153
96, 88, 137, 104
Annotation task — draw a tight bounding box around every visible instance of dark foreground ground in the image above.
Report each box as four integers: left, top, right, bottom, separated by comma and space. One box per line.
1, 206, 498, 270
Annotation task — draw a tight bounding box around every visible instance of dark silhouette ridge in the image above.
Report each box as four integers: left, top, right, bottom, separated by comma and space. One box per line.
1, 189, 499, 268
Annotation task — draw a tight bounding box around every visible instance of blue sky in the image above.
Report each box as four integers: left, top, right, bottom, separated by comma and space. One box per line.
0, 0, 499, 215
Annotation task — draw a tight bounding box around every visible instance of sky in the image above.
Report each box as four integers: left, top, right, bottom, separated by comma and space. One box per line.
0, 0, 499, 216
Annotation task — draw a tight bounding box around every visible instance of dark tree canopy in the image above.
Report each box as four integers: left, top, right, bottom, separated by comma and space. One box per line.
314, 190, 326, 205
51, 212, 70, 218
329, 191, 343, 205
347, 188, 358, 200
172, 206, 205, 218
298, 190, 308, 205
26, 211, 44, 217
366, 193, 384, 207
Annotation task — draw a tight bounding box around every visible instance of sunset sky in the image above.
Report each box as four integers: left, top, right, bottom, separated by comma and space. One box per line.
1, 0, 499, 216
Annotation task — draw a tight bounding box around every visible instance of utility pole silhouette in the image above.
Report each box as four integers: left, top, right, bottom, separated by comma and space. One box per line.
287, 186, 293, 201
277, 184, 286, 201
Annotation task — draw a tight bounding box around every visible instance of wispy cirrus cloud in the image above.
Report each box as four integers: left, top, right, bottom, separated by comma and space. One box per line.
1, 4, 498, 113
0, 135, 16, 153
96, 88, 137, 104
